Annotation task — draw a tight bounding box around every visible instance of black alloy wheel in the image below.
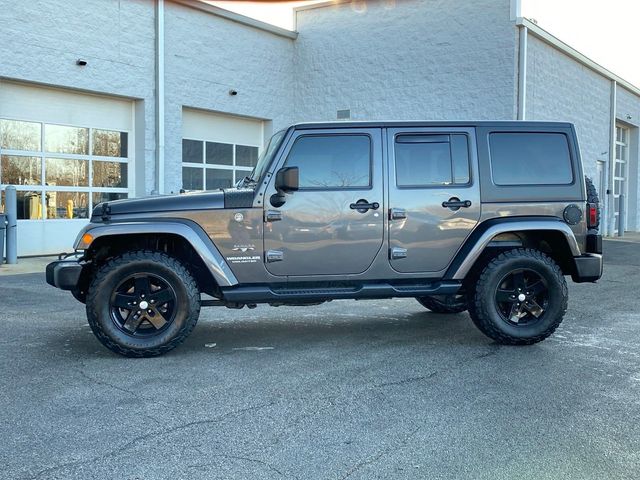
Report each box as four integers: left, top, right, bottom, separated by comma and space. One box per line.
494, 268, 548, 326
110, 273, 178, 336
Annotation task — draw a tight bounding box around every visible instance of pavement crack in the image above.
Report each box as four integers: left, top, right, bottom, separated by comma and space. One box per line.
373, 372, 438, 388
339, 426, 421, 480
24, 402, 275, 480
187, 454, 289, 478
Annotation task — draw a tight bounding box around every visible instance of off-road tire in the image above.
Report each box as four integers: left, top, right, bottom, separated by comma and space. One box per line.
585, 175, 600, 231
416, 295, 467, 313
86, 250, 200, 357
467, 248, 567, 345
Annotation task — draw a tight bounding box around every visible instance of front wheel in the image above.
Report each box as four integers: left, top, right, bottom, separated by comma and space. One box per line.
467, 248, 567, 345
86, 250, 201, 357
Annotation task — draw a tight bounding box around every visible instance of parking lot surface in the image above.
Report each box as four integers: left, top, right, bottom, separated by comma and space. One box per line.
1, 241, 639, 479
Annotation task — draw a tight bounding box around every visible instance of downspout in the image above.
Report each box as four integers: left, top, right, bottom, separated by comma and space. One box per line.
607, 80, 617, 236
155, 0, 165, 194
517, 25, 528, 120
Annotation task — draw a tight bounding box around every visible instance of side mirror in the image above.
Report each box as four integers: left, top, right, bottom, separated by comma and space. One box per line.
275, 167, 299, 193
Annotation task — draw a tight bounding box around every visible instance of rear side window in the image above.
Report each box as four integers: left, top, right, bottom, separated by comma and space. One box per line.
489, 132, 573, 186
394, 134, 470, 187
284, 135, 371, 189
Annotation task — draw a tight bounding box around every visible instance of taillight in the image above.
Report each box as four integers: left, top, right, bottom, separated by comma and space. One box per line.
587, 203, 598, 228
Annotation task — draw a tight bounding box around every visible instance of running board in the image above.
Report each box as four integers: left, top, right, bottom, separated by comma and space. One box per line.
219, 281, 461, 304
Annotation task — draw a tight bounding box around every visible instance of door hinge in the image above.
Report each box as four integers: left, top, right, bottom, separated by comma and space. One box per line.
389, 208, 407, 220
390, 247, 407, 260
264, 210, 282, 222
266, 250, 284, 263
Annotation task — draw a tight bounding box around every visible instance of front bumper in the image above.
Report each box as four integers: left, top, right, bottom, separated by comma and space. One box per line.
46, 254, 84, 290
572, 253, 603, 283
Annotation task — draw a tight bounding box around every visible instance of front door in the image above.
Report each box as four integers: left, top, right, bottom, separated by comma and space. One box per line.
387, 127, 481, 273
263, 128, 384, 276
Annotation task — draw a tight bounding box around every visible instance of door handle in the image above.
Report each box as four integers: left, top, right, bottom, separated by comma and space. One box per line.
442, 197, 471, 210
350, 199, 380, 213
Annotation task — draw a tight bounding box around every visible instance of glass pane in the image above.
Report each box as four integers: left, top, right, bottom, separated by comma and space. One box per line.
182, 139, 203, 163
0, 119, 41, 151
1, 189, 43, 220
620, 128, 627, 144
92, 129, 127, 157
236, 145, 259, 167
182, 167, 203, 190
206, 142, 233, 165
93, 192, 127, 206
489, 133, 573, 186
45, 191, 89, 219
284, 135, 371, 189
93, 160, 127, 188
44, 124, 89, 154
1, 155, 41, 185
616, 127, 622, 142
206, 169, 233, 190
395, 140, 452, 187
45, 158, 88, 187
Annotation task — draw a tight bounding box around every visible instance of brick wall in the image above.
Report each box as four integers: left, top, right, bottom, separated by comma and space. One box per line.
293, 0, 518, 122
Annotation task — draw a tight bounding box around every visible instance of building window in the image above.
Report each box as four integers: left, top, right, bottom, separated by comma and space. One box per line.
181, 138, 258, 191
613, 125, 629, 233
0, 119, 129, 220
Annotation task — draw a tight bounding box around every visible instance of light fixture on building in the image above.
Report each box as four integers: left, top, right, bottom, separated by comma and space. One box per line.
627, 114, 633, 120
229, 89, 238, 96
76, 59, 87, 66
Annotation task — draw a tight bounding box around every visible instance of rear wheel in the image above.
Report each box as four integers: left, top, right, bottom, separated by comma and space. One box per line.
86, 250, 200, 357
467, 248, 567, 345
416, 295, 467, 313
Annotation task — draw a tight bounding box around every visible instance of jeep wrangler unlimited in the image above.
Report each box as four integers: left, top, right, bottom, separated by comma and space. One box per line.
47, 121, 603, 357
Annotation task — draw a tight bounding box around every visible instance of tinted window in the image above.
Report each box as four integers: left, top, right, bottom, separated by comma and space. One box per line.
182, 139, 203, 163
284, 135, 371, 189
236, 145, 259, 167
395, 134, 469, 187
206, 142, 233, 165
489, 133, 573, 185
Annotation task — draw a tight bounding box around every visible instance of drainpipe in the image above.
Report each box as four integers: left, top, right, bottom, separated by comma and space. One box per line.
155, 0, 165, 195
517, 25, 528, 120
608, 80, 617, 236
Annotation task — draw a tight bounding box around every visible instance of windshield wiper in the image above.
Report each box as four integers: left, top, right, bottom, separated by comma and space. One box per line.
239, 176, 257, 188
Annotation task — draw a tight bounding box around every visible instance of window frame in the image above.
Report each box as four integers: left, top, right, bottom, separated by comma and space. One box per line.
488, 131, 575, 187
283, 133, 374, 192
393, 132, 472, 189
181, 137, 259, 191
0, 117, 130, 221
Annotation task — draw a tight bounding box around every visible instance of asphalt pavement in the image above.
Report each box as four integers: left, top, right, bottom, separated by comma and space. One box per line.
1, 241, 639, 479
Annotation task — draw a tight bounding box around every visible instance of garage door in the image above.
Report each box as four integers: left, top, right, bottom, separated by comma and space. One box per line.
0, 81, 133, 256
181, 108, 264, 191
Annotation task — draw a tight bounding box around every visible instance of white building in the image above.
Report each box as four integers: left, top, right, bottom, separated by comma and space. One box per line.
1, 0, 638, 255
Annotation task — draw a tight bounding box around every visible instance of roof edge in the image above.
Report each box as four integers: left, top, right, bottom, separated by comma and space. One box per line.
517, 17, 640, 97
176, 0, 298, 39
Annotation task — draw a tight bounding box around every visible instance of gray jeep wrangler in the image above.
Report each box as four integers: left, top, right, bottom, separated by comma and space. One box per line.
47, 121, 603, 357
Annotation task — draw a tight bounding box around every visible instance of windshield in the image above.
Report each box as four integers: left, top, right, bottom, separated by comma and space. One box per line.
245, 129, 287, 186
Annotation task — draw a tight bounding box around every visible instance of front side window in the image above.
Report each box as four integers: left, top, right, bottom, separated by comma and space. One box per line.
395, 134, 470, 187
489, 132, 573, 186
284, 135, 371, 189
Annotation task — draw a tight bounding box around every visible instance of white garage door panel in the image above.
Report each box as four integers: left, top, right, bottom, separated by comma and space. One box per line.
183, 108, 263, 146
0, 80, 132, 131
0, 81, 134, 256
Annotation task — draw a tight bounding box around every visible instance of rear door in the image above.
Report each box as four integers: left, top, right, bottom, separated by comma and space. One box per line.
387, 127, 480, 273
263, 128, 384, 276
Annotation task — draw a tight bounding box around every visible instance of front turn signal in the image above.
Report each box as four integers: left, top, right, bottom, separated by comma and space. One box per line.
79, 233, 94, 249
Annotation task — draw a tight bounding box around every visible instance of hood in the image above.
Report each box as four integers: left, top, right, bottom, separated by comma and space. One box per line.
93, 191, 225, 219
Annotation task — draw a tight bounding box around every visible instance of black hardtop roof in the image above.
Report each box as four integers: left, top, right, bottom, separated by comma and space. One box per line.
292, 120, 574, 130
